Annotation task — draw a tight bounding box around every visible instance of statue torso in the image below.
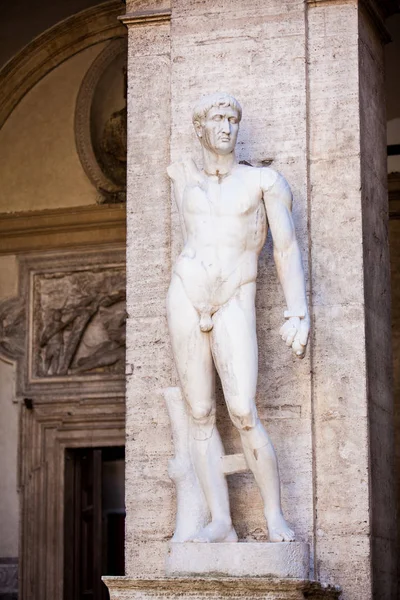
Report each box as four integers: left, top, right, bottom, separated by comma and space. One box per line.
172, 163, 268, 314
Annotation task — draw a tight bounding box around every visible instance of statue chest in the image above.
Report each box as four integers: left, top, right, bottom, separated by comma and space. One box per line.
183, 176, 260, 220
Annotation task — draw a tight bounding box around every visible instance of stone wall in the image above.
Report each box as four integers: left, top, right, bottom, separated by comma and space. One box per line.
124, 1, 395, 598
359, 10, 396, 598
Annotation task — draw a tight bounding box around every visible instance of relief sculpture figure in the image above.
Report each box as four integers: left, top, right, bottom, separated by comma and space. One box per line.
167, 93, 310, 544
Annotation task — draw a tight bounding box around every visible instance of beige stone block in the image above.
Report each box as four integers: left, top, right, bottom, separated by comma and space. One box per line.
126, 52, 170, 211
124, 540, 168, 578
127, 19, 171, 58
309, 163, 364, 306
170, 0, 307, 171
314, 414, 370, 536
125, 0, 170, 12
126, 316, 171, 378
308, 95, 362, 161
257, 309, 311, 412
125, 385, 173, 432
226, 472, 268, 542
126, 166, 170, 211
307, 4, 358, 102
312, 304, 368, 419
256, 237, 310, 308
126, 228, 170, 315
316, 534, 371, 600
166, 542, 310, 579
172, 0, 304, 19
125, 472, 174, 540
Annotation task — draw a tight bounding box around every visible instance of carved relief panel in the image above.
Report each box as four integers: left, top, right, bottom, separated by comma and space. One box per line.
1, 247, 126, 398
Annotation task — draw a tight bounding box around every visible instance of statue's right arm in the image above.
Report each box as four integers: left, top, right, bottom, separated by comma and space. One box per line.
167, 161, 188, 243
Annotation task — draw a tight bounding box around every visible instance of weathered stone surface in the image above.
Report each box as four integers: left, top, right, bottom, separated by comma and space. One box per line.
103, 577, 340, 600
359, 12, 396, 600
166, 542, 310, 579
125, 15, 173, 578
307, 2, 395, 598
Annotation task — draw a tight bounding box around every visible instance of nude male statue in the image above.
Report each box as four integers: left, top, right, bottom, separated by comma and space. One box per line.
166, 93, 310, 544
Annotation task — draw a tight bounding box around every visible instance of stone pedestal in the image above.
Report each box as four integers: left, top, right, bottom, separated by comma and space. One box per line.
166, 543, 310, 579
103, 577, 340, 600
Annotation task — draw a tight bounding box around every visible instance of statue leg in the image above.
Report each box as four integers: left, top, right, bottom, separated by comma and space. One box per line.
211, 283, 295, 542
167, 275, 237, 543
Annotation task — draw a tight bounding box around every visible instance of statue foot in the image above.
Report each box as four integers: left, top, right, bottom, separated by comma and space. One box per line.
266, 511, 295, 542
188, 520, 238, 543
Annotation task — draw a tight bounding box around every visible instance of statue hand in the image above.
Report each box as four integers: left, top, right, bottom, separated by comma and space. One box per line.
279, 315, 310, 359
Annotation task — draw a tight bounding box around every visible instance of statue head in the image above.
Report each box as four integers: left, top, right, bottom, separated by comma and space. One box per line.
192, 93, 242, 156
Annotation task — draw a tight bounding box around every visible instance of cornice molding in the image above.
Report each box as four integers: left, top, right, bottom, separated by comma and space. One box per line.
118, 8, 171, 26
0, 204, 126, 255
0, 0, 126, 129
103, 577, 340, 598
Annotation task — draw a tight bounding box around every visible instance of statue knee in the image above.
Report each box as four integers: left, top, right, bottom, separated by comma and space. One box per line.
189, 404, 215, 441
229, 404, 258, 432
190, 403, 215, 423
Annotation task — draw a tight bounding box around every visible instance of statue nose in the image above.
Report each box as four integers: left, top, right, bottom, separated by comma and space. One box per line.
221, 119, 230, 134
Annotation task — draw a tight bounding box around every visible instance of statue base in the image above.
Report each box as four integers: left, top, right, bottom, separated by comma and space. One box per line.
103, 577, 341, 600
166, 542, 310, 579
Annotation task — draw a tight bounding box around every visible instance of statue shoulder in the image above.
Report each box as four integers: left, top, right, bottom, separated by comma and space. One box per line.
167, 158, 205, 189
260, 167, 292, 210
260, 166, 282, 190
167, 160, 186, 182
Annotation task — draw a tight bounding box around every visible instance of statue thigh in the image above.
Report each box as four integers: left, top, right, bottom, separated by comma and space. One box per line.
210, 282, 259, 430
167, 274, 216, 420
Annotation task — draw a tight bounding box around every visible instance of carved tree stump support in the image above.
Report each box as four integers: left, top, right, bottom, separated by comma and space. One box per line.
163, 387, 209, 542
163, 386, 251, 542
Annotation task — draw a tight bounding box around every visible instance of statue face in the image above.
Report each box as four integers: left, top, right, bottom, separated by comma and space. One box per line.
196, 105, 239, 155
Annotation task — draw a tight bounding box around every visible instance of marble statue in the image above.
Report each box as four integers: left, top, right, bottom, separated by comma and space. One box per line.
166, 93, 309, 544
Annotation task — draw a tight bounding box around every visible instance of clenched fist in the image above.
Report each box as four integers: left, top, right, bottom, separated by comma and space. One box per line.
279, 314, 310, 359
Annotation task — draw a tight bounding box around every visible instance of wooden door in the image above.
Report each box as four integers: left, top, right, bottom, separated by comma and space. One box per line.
64, 449, 111, 600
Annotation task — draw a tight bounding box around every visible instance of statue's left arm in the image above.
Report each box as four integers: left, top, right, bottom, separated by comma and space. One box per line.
261, 169, 310, 358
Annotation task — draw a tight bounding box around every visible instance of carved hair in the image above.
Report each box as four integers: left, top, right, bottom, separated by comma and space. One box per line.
192, 93, 242, 126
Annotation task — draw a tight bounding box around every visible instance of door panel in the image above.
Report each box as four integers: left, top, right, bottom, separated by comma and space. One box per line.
64, 447, 125, 600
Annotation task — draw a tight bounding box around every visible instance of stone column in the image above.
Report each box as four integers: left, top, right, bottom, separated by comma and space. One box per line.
120, 1, 174, 578
307, 1, 396, 598
106, 1, 396, 599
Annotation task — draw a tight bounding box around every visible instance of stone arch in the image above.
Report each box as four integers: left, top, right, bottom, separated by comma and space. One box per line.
0, 0, 126, 130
